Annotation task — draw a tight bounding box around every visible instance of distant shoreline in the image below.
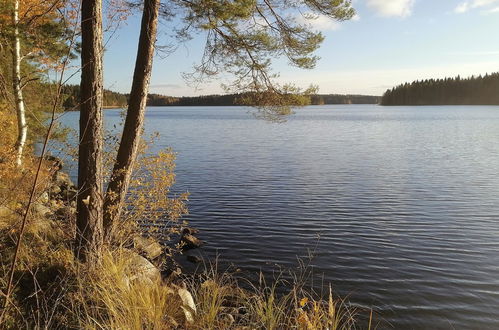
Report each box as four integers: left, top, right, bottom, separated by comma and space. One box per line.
68, 103, 382, 111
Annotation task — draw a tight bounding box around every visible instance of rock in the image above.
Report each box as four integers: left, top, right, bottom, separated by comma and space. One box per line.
133, 236, 163, 259
129, 253, 161, 283
180, 228, 204, 250
178, 287, 196, 323
182, 226, 200, 235
38, 191, 49, 204
55, 171, 70, 185
55, 172, 75, 190
61, 187, 77, 201
49, 185, 62, 197
33, 203, 52, 218
44, 155, 63, 171
49, 199, 62, 210
186, 255, 202, 263
55, 206, 76, 220
162, 266, 182, 280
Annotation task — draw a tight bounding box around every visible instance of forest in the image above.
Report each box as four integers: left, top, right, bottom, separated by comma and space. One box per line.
60, 88, 379, 109
61, 84, 128, 109
381, 72, 499, 105
146, 92, 379, 106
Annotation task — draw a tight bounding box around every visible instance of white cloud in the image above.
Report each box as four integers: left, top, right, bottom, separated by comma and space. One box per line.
366, 0, 415, 18
450, 50, 499, 56
455, 3, 469, 13
296, 13, 342, 31
454, 0, 499, 13
486, 5, 499, 12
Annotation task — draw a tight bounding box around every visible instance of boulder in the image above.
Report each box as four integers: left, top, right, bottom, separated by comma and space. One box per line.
38, 191, 49, 204
60, 187, 77, 201
49, 185, 62, 197
33, 203, 52, 218
133, 236, 163, 259
182, 226, 200, 235
129, 253, 161, 283
55, 171, 70, 185
180, 233, 204, 250
54, 206, 76, 221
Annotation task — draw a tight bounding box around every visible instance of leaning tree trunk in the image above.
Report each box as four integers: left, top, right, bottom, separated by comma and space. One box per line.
76, 0, 104, 263
12, 0, 27, 167
103, 0, 160, 240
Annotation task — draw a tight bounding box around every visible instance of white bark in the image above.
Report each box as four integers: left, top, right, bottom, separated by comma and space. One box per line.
12, 0, 27, 167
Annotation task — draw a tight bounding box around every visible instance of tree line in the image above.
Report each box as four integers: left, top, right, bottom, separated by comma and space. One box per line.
61, 84, 127, 109
60, 90, 380, 108
381, 73, 499, 105
150, 93, 379, 106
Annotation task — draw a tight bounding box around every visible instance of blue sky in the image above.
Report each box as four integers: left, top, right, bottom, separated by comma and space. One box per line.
99, 0, 499, 96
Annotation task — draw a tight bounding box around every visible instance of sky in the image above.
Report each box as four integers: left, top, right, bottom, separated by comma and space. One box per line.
97, 0, 499, 97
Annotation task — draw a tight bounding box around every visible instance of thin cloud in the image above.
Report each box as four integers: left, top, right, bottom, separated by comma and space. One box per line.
454, 0, 499, 13
485, 5, 499, 12
450, 50, 499, 56
149, 83, 183, 89
366, 0, 415, 18
296, 13, 342, 31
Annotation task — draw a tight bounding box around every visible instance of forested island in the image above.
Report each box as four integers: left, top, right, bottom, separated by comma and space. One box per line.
381, 72, 499, 105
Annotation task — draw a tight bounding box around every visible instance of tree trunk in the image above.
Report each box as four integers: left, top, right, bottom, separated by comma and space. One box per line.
103, 0, 160, 240
12, 0, 27, 167
76, 0, 104, 263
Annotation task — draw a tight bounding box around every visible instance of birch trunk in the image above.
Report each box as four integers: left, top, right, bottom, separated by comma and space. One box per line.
12, 0, 27, 167
103, 0, 160, 240
76, 0, 104, 263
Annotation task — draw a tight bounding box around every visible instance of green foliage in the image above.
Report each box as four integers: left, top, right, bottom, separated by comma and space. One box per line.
0, 58, 67, 141
154, 0, 355, 114
61, 84, 128, 110
311, 94, 380, 105
381, 72, 499, 106
146, 92, 379, 107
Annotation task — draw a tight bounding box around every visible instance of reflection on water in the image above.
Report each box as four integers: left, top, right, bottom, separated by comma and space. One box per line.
58, 105, 499, 329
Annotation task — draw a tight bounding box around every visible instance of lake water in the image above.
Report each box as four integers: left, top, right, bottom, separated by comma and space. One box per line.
58, 105, 499, 329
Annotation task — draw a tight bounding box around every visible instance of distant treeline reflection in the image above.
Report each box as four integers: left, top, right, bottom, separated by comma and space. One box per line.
381, 72, 499, 106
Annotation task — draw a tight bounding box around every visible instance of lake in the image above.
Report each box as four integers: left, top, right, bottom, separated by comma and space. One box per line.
58, 105, 499, 329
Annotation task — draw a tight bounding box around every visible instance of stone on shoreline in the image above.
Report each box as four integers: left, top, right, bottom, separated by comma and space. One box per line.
33, 203, 52, 218
128, 253, 161, 284
180, 232, 204, 250
134, 236, 163, 260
